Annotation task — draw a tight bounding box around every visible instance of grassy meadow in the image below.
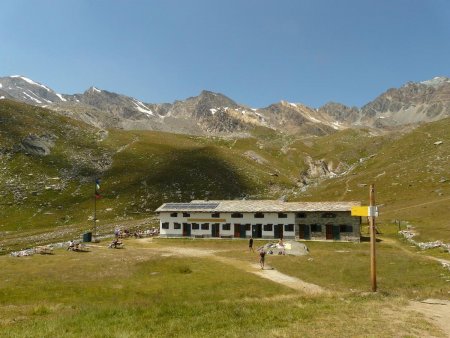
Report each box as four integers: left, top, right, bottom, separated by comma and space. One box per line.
0, 235, 449, 337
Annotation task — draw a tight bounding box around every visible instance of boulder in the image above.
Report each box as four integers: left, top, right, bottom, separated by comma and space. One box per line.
20, 134, 55, 156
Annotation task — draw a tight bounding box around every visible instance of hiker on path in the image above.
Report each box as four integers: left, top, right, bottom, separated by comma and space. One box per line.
259, 248, 266, 269
248, 237, 254, 252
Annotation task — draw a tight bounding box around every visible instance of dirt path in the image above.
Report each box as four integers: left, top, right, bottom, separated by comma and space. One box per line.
408, 299, 450, 337
156, 245, 325, 295
381, 237, 450, 336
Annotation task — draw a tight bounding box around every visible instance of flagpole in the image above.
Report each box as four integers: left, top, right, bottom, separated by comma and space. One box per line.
94, 178, 97, 238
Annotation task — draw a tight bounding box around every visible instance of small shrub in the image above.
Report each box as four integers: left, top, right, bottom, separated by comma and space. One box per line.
178, 265, 192, 274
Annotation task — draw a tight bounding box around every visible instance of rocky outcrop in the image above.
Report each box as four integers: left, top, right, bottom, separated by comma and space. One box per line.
19, 134, 56, 156
298, 156, 348, 189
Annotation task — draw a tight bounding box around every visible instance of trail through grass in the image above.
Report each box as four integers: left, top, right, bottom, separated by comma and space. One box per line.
1, 237, 449, 337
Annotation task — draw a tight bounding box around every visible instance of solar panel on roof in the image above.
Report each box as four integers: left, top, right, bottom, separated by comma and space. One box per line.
162, 203, 219, 210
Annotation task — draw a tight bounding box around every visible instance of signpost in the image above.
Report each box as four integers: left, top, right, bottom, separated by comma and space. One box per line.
351, 184, 378, 292
369, 184, 376, 292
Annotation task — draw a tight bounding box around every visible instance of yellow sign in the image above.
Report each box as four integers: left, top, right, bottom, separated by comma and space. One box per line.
351, 206, 369, 216
351, 206, 378, 217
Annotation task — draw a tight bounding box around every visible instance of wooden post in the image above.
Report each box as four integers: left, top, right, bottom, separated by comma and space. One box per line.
369, 184, 377, 292
94, 179, 97, 238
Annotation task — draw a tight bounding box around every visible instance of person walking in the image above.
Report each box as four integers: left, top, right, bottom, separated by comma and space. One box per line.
259, 248, 266, 269
248, 237, 254, 252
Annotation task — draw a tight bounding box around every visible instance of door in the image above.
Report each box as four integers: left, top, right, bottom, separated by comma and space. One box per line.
234, 224, 241, 238
182, 223, 191, 237
211, 223, 220, 238
299, 224, 310, 240
332, 225, 340, 240
240, 225, 247, 238
326, 224, 333, 240
252, 224, 262, 238
274, 224, 283, 239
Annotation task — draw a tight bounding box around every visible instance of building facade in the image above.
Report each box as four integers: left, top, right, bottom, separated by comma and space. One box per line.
156, 200, 362, 242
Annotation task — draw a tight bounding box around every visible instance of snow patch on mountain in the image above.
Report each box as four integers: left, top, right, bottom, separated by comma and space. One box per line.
302, 111, 322, 123
0, 96, 5, 100
133, 99, 153, 116
56, 93, 67, 102
210, 108, 217, 115
420, 76, 450, 87
0, 83, 2, 88
11, 75, 52, 92
331, 121, 344, 130
29, 89, 51, 103
22, 91, 42, 104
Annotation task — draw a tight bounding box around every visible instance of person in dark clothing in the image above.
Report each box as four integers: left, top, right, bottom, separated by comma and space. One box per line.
259, 249, 266, 269
248, 237, 254, 252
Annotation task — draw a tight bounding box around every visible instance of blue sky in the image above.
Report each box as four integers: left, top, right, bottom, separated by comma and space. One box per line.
1, 0, 449, 108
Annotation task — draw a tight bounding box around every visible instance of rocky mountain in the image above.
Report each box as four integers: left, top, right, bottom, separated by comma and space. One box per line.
1, 75, 449, 136
316, 76, 450, 128
360, 76, 450, 127
0, 75, 69, 104
317, 102, 360, 124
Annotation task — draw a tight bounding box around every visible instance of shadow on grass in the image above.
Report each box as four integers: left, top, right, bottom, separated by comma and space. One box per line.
360, 236, 383, 242
108, 145, 257, 207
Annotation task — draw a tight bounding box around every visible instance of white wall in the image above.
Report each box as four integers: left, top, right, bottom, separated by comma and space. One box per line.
159, 211, 296, 238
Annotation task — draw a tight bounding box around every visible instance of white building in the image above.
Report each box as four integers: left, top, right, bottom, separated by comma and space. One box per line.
156, 200, 362, 242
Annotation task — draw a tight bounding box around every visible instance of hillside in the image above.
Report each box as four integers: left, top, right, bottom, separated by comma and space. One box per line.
301, 118, 450, 241
0, 100, 299, 235
1, 99, 449, 249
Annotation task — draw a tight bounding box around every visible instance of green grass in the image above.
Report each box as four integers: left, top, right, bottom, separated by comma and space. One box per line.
0, 238, 446, 337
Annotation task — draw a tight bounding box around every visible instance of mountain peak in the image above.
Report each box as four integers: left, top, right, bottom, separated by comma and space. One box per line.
420, 76, 450, 87
9, 75, 52, 92
86, 86, 102, 94
199, 90, 218, 96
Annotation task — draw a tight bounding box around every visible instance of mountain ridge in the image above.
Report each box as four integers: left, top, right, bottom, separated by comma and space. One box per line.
1, 75, 449, 136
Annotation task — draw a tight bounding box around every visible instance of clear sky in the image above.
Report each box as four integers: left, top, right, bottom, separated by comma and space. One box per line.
1, 0, 449, 108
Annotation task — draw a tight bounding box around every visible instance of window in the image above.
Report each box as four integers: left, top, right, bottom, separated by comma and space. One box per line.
192, 223, 199, 230
322, 213, 336, 218
254, 212, 264, 218
340, 225, 353, 233
263, 224, 273, 231
222, 223, 231, 231
201, 223, 209, 230
285, 224, 294, 232
311, 224, 322, 232
182, 212, 190, 217
278, 213, 287, 218
174, 223, 181, 229
231, 213, 243, 218
245, 224, 251, 231
211, 212, 220, 218
170, 212, 178, 217
296, 212, 307, 218
162, 222, 169, 229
